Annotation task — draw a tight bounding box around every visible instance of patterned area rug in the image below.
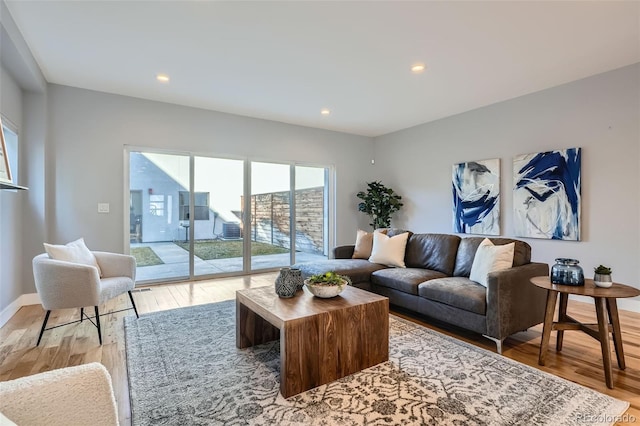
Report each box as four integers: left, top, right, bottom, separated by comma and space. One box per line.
124, 300, 628, 425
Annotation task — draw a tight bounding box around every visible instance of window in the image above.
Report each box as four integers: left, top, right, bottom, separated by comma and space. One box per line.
1, 119, 18, 184
179, 191, 210, 220
149, 195, 165, 216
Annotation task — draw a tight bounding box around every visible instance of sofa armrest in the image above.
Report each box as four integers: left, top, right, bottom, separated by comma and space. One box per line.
485, 262, 549, 340
333, 245, 355, 259
0, 363, 119, 426
94, 251, 136, 281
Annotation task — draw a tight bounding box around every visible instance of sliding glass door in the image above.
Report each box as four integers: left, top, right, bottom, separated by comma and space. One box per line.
129, 151, 190, 282
250, 162, 291, 270
127, 149, 331, 283
193, 156, 245, 276
294, 165, 329, 263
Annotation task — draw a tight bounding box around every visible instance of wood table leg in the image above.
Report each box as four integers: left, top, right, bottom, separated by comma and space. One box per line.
556, 292, 568, 351
538, 290, 558, 366
606, 298, 625, 370
594, 297, 614, 389
236, 299, 280, 349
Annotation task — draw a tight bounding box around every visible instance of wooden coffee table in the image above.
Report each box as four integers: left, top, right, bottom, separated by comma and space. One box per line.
531, 276, 640, 389
236, 285, 389, 398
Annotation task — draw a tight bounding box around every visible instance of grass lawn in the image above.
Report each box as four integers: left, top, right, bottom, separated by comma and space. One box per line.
175, 240, 288, 260
131, 247, 164, 267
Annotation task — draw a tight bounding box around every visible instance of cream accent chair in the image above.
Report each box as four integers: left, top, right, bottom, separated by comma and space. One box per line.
32, 251, 139, 346
0, 363, 119, 426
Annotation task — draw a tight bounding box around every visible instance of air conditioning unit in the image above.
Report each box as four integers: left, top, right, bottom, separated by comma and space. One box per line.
222, 223, 241, 239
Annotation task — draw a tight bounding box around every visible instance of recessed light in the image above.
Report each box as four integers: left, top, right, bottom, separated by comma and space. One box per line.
320, 108, 331, 116
156, 74, 170, 83
411, 64, 426, 74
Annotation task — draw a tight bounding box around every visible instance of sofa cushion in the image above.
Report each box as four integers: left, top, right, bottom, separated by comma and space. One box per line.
371, 268, 447, 295
453, 237, 531, 277
418, 277, 487, 315
404, 233, 461, 275
352, 229, 388, 259
353, 230, 374, 259
295, 259, 387, 285
369, 232, 410, 267
469, 239, 515, 287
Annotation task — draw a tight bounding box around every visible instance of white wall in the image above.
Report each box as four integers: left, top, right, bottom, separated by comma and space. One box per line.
0, 66, 23, 312
20, 92, 48, 295
373, 64, 640, 311
46, 84, 374, 265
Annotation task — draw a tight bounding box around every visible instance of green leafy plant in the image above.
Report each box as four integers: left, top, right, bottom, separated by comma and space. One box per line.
306, 271, 352, 286
594, 265, 612, 275
356, 181, 404, 229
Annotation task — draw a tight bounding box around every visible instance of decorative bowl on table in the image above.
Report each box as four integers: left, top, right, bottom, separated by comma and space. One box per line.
304, 272, 351, 298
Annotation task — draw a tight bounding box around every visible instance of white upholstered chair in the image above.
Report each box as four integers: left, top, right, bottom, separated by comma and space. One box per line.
32, 251, 139, 346
0, 363, 119, 426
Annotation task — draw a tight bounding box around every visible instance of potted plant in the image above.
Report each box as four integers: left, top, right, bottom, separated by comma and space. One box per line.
304, 271, 352, 298
357, 181, 404, 230
593, 265, 613, 288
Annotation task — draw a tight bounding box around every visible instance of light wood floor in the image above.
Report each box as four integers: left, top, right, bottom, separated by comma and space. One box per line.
1, 273, 639, 426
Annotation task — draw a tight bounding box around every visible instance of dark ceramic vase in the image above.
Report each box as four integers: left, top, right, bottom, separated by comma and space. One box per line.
275, 267, 303, 298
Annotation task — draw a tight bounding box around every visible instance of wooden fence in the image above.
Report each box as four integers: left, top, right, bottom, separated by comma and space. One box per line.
241, 187, 325, 254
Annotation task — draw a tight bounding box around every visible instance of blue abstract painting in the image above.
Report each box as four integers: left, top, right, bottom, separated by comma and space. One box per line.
452, 158, 500, 235
513, 148, 581, 240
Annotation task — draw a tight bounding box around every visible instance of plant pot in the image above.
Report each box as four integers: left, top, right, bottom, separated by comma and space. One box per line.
594, 273, 613, 288
304, 278, 347, 298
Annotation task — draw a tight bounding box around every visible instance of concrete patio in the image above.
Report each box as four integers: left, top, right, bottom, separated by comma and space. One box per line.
131, 242, 327, 282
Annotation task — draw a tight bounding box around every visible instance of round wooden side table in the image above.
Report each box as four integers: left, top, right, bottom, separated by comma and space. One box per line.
530, 276, 640, 389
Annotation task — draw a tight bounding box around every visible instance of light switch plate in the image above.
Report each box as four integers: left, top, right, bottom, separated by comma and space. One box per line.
98, 203, 110, 213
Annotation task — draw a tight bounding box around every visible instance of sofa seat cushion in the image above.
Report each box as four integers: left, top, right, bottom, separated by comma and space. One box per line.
371, 268, 447, 295
295, 260, 387, 284
418, 277, 487, 315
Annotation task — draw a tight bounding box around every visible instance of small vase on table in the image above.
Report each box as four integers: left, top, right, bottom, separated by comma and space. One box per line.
275, 267, 301, 298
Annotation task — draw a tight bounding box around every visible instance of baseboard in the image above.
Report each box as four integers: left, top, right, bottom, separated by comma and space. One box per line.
0, 293, 41, 328
570, 295, 640, 313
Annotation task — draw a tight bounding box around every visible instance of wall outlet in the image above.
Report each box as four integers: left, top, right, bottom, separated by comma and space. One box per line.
98, 203, 110, 213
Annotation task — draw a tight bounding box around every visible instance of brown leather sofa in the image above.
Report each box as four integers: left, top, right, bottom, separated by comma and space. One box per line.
295, 230, 549, 353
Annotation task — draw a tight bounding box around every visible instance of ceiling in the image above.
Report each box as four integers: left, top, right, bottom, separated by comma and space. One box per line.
4, 1, 640, 137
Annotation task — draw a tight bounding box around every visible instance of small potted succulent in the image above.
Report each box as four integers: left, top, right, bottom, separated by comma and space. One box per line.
593, 265, 613, 288
304, 271, 352, 298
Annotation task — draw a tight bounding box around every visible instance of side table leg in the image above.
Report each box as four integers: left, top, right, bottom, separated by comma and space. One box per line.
538, 290, 558, 366
556, 293, 568, 351
595, 297, 614, 389
606, 298, 625, 370
236, 299, 279, 349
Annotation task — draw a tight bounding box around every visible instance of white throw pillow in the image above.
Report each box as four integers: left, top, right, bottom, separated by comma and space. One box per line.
469, 238, 515, 287
0, 412, 18, 426
368, 231, 409, 268
44, 238, 102, 276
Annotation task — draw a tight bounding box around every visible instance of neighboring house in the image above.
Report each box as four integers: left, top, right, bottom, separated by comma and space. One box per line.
129, 153, 326, 254
129, 153, 241, 243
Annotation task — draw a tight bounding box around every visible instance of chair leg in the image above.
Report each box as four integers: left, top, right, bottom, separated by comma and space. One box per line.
80, 307, 84, 322
128, 291, 139, 318
94, 306, 102, 345
36, 310, 51, 346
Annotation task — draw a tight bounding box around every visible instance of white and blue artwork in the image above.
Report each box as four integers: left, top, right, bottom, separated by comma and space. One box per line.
452, 158, 500, 235
513, 148, 581, 240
